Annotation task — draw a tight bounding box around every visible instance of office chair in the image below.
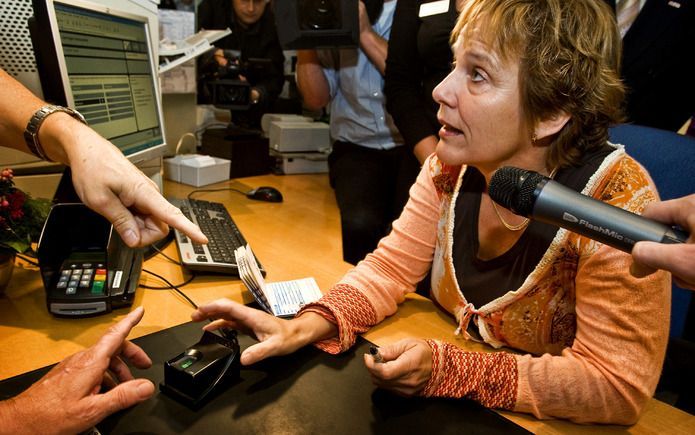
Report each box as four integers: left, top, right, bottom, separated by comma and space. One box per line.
609, 123, 695, 413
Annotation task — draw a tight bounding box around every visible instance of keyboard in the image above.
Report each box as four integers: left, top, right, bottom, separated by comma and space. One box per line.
170, 198, 265, 275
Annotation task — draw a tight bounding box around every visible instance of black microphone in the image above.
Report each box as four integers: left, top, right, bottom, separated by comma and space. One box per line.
488, 166, 688, 253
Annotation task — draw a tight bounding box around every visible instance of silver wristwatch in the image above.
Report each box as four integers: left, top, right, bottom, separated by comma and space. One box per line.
24, 105, 87, 161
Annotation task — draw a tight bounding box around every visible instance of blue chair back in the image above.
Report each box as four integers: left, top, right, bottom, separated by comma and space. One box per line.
609, 124, 695, 338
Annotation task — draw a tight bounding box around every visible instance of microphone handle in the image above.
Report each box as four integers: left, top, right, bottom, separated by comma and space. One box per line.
531, 180, 688, 253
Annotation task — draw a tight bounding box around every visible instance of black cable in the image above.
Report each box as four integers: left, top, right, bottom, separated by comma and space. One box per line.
150, 243, 182, 265
139, 272, 196, 290
187, 187, 248, 200
143, 229, 175, 261
16, 253, 39, 267
141, 268, 198, 309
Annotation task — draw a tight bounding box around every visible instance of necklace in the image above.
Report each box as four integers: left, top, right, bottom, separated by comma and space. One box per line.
491, 201, 530, 231
490, 167, 558, 232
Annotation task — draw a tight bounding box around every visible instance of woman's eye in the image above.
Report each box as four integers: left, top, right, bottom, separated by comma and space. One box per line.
471, 69, 485, 82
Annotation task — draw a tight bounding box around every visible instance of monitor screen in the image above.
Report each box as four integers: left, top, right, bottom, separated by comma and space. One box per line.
32, 0, 166, 163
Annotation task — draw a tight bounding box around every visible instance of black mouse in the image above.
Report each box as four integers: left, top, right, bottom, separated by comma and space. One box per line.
246, 186, 283, 203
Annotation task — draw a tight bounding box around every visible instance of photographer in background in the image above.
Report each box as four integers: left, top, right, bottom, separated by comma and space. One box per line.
197, 0, 285, 129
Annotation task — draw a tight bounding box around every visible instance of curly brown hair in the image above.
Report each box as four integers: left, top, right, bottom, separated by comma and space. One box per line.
452, 0, 625, 168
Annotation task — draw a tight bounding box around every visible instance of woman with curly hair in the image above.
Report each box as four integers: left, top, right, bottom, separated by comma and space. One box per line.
192, 0, 670, 424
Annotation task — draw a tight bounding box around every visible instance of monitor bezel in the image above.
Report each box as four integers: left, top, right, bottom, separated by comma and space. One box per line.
33, 0, 167, 165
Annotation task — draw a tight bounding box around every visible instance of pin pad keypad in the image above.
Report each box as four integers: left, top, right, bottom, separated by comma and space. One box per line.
56, 259, 107, 296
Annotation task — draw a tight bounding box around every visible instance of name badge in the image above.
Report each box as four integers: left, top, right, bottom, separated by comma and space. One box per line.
419, 0, 450, 17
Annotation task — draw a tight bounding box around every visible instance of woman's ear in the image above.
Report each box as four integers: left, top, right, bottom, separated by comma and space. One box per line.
534, 111, 570, 141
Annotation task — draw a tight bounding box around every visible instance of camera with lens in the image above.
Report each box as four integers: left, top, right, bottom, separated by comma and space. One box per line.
275, 0, 383, 49
198, 50, 252, 110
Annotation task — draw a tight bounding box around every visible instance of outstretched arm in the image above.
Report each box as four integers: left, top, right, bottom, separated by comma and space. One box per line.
0, 68, 206, 248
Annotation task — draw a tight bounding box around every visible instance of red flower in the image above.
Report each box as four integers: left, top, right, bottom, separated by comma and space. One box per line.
1, 167, 49, 253
7, 190, 26, 211
9, 208, 24, 220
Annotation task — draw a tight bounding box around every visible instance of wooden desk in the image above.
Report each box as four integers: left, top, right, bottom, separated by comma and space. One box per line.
1, 173, 693, 433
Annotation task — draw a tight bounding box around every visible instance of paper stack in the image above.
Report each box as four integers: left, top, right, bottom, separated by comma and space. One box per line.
234, 245, 323, 317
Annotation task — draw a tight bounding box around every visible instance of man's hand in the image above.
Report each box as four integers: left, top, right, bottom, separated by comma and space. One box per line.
61, 123, 207, 248
632, 195, 695, 289
363, 338, 433, 396
3, 307, 154, 435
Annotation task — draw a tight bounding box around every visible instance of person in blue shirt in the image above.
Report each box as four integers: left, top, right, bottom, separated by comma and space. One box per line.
297, 0, 420, 265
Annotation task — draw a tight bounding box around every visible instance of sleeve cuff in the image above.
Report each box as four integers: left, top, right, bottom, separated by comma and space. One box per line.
297, 283, 377, 354
419, 340, 518, 410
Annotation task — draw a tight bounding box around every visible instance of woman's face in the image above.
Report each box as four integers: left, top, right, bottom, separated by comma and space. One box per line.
432, 33, 534, 172
232, 0, 267, 27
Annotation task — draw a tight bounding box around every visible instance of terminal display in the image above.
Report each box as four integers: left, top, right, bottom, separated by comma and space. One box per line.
32, 0, 166, 162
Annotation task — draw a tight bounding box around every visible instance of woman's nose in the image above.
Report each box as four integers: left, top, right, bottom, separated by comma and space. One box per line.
432, 71, 456, 107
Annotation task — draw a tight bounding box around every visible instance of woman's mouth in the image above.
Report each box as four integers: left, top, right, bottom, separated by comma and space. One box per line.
439, 123, 463, 137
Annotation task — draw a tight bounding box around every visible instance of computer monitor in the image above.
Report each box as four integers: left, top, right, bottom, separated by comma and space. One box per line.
30, 0, 167, 165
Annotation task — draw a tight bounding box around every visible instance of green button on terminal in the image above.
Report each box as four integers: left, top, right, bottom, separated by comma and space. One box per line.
91, 280, 105, 294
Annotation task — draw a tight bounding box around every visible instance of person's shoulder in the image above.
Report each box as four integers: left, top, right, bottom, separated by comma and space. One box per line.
259, 7, 280, 32
595, 150, 659, 214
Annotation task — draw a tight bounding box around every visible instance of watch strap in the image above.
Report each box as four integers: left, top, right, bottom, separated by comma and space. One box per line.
24, 105, 87, 162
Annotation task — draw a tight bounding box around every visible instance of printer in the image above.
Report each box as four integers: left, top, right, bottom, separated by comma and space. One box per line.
262, 114, 331, 174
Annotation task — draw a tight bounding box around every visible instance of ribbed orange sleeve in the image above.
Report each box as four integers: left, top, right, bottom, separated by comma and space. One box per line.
298, 284, 377, 354
422, 340, 518, 409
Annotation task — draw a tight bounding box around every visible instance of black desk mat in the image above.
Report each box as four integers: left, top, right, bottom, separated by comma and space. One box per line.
1, 321, 530, 434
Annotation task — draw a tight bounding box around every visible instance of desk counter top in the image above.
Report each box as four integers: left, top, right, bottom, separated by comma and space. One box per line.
1, 173, 693, 433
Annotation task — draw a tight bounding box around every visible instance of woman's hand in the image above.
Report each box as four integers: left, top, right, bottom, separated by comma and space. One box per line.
364, 338, 433, 396
192, 299, 336, 365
